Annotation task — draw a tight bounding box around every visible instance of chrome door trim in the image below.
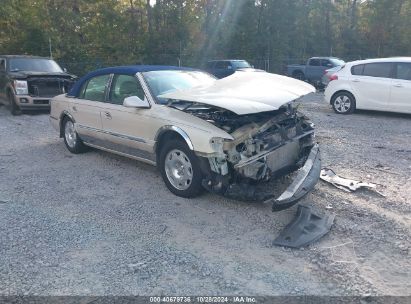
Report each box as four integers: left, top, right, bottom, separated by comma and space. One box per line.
83, 142, 156, 166
77, 124, 148, 143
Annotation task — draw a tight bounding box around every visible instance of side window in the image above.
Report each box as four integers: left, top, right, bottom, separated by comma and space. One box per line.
0, 59, 5, 71
215, 61, 230, 69
321, 59, 331, 67
82, 74, 110, 102
109, 74, 145, 105
395, 63, 411, 81
205, 62, 214, 69
309, 59, 321, 66
362, 63, 393, 78
351, 64, 364, 76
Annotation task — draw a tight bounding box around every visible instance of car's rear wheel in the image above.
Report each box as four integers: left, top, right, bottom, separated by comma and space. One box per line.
159, 140, 204, 198
331, 92, 356, 114
63, 117, 87, 153
8, 91, 21, 116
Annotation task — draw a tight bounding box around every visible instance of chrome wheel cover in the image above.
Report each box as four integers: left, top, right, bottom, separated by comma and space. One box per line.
165, 149, 193, 191
334, 95, 351, 113
64, 120, 77, 148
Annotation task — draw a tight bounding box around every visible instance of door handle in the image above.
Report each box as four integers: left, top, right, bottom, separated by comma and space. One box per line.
104, 111, 112, 119
352, 79, 360, 83
393, 83, 403, 88
72, 106, 77, 112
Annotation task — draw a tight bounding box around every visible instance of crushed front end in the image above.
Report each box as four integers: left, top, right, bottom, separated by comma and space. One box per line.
192, 103, 321, 211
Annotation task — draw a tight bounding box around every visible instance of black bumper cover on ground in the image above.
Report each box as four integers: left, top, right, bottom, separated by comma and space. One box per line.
273, 205, 335, 248
268, 143, 321, 212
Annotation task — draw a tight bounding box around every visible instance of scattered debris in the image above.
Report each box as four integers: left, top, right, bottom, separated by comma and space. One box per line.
320, 168, 379, 193
321, 239, 361, 270
273, 205, 335, 248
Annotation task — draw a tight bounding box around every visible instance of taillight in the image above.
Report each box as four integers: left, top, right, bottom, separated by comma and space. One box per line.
329, 74, 338, 82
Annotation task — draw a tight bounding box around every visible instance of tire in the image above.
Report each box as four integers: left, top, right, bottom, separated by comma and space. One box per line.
62, 117, 87, 154
331, 91, 356, 114
159, 140, 204, 198
292, 71, 305, 81
8, 91, 21, 116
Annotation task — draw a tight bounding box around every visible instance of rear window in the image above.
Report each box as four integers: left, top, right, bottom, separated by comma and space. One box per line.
362, 63, 393, 78
351, 64, 364, 75
215, 61, 231, 69
309, 59, 321, 66
321, 59, 331, 67
330, 58, 345, 66
232, 60, 251, 69
205, 62, 214, 69
395, 63, 411, 81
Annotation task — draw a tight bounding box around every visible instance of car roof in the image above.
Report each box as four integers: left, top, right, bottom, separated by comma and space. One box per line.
347, 57, 411, 65
68, 65, 197, 97
207, 59, 248, 63
310, 57, 343, 60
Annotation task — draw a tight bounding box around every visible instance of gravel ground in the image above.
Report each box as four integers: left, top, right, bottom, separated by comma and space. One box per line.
0, 93, 410, 296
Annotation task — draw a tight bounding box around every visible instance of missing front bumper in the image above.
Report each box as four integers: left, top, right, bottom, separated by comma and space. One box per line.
202, 144, 321, 211
268, 143, 321, 211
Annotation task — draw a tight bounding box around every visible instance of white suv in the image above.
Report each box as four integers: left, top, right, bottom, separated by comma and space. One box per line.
324, 57, 411, 114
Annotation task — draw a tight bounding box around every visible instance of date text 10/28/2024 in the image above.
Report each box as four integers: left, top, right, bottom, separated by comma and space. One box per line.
150, 296, 257, 303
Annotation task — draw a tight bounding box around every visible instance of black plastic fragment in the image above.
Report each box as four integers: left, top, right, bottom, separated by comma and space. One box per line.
273, 205, 335, 248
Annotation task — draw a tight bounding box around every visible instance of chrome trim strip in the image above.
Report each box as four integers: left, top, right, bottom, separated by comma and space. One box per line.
83, 142, 156, 166
77, 124, 147, 143
105, 73, 115, 102
136, 73, 155, 106
154, 125, 194, 151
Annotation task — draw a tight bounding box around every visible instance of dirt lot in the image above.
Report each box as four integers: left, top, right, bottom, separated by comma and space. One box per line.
0, 93, 410, 296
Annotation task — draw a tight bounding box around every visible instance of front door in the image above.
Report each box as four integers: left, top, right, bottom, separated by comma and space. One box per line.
390, 62, 411, 114
99, 74, 155, 162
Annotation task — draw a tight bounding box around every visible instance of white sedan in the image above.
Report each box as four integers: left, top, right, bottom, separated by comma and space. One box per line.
324, 57, 411, 114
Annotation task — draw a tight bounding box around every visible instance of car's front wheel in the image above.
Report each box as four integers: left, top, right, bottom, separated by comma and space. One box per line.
159, 140, 204, 198
331, 92, 356, 114
63, 117, 87, 153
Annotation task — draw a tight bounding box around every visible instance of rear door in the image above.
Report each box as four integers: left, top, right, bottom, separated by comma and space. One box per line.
390, 62, 411, 114
72, 74, 109, 145
305, 58, 323, 82
99, 74, 155, 161
349, 62, 393, 110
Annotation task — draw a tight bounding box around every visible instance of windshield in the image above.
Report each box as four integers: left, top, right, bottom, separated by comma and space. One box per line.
330, 58, 345, 66
9, 58, 63, 73
232, 60, 251, 69
142, 70, 216, 104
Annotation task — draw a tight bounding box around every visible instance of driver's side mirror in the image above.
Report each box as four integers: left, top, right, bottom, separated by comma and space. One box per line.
63, 68, 67, 72
327, 63, 333, 67
123, 96, 150, 108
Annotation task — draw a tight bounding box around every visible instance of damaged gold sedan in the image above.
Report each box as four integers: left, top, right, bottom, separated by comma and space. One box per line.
50, 66, 319, 212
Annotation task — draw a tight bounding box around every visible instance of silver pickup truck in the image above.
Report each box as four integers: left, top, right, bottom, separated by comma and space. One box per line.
286, 57, 345, 87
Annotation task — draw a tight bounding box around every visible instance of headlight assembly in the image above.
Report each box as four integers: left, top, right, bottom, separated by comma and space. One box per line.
13, 80, 28, 95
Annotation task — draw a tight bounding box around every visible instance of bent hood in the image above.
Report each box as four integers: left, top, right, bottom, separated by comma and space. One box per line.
158, 71, 315, 115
